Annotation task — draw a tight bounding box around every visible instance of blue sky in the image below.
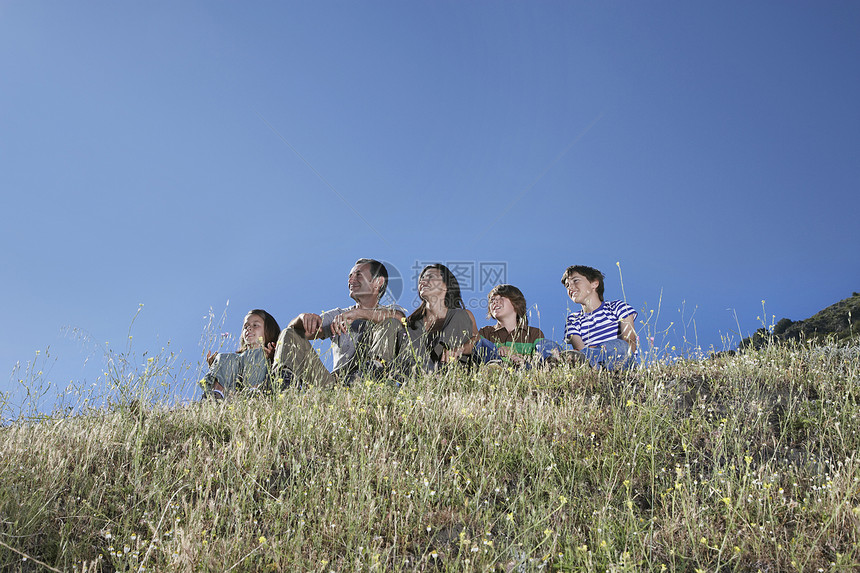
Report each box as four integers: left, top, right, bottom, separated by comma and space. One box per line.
2, 2, 858, 409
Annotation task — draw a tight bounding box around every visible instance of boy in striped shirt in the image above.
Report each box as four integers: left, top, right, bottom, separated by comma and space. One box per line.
561, 265, 638, 371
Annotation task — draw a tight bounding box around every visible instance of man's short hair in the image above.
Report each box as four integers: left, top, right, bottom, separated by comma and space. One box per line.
355, 258, 389, 300
561, 265, 605, 302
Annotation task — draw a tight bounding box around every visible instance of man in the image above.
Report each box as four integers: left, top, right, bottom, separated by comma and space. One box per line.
272, 258, 406, 388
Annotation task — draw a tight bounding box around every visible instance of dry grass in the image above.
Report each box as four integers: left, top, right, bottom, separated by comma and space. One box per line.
1, 340, 859, 571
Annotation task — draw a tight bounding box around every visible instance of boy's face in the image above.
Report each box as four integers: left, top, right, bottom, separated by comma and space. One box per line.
489, 295, 515, 321
564, 272, 599, 305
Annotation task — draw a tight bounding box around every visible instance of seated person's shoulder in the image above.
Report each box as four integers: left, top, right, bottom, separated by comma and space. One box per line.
607, 300, 637, 318
479, 324, 500, 340
447, 307, 475, 322
320, 307, 346, 325
448, 308, 477, 335
386, 303, 408, 316
528, 326, 545, 341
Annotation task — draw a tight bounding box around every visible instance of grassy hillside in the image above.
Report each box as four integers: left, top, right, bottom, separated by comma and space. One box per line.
1, 341, 859, 572
742, 293, 860, 350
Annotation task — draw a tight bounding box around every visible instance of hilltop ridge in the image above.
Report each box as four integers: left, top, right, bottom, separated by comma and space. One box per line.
741, 292, 860, 349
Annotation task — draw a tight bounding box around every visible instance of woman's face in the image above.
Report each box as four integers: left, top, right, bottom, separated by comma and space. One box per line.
417, 268, 447, 302
242, 313, 267, 348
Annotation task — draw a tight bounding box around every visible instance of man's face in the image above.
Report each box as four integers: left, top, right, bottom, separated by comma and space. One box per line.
348, 263, 379, 300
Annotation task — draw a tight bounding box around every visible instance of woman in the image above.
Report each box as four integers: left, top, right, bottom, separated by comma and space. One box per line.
403, 264, 478, 372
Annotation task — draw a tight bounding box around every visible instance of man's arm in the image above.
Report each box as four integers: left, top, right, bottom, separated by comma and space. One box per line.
330, 306, 406, 336
288, 313, 325, 340
567, 334, 585, 351
345, 307, 405, 322
619, 315, 637, 354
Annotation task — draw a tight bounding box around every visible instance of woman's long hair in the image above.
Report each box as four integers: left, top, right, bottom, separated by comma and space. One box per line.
407, 264, 464, 329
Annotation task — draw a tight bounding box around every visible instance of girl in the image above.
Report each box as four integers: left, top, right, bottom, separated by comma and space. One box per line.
204, 309, 281, 399
474, 284, 562, 366
402, 264, 478, 372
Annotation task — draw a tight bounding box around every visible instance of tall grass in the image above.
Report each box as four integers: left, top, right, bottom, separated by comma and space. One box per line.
1, 339, 859, 571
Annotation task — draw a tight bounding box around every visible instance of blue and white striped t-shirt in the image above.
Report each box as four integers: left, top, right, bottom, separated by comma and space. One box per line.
564, 300, 637, 347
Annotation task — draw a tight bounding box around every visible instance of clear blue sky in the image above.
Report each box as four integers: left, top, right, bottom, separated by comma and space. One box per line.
2, 2, 858, 409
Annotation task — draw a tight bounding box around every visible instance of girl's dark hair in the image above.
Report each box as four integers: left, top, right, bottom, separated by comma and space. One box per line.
407, 264, 464, 329
561, 265, 605, 302
486, 284, 529, 327
238, 309, 281, 354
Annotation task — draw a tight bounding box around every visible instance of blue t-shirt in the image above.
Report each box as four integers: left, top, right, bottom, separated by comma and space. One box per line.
564, 300, 637, 347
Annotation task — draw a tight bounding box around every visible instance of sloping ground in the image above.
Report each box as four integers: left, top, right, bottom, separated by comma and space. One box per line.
1, 342, 859, 572
743, 292, 860, 349
775, 292, 860, 341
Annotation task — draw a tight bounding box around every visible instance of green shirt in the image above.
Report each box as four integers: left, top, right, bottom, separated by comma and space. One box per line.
478, 323, 545, 355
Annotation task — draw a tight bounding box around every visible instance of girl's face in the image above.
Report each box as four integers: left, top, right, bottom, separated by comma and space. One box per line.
242, 313, 267, 348
489, 295, 516, 321
417, 268, 447, 301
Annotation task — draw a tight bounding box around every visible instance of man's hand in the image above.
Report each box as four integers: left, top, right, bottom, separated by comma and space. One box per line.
330, 311, 355, 337
290, 313, 323, 339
